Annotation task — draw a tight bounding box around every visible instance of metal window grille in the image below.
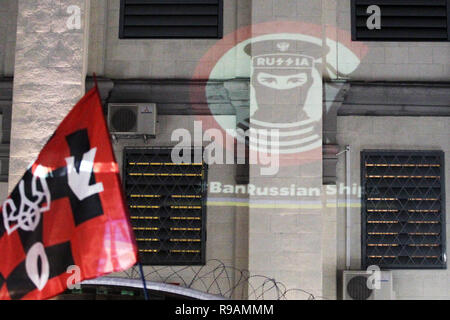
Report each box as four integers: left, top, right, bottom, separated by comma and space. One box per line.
119, 0, 224, 39
351, 0, 450, 41
123, 147, 208, 265
361, 150, 446, 269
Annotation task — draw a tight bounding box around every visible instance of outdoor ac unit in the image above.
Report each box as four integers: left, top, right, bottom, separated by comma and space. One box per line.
343, 270, 394, 300
107, 103, 157, 137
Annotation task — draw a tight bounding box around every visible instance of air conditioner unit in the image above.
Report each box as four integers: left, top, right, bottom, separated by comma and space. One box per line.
343, 270, 394, 300
107, 103, 157, 137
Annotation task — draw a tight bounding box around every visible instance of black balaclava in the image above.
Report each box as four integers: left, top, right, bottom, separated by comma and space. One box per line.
235, 39, 327, 155
245, 39, 324, 124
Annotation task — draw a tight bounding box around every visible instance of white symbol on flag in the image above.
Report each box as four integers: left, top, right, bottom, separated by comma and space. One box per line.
2, 165, 51, 235
66, 147, 104, 201
26, 242, 50, 291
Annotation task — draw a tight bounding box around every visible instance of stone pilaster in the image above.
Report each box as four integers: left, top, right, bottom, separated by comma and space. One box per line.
9, 0, 90, 191
248, 0, 325, 299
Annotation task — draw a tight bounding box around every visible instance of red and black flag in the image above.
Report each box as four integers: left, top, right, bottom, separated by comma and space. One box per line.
0, 86, 138, 300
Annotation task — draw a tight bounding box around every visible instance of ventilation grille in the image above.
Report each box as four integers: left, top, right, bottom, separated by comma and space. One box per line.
361, 150, 446, 269
124, 148, 207, 265
120, 0, 223, 39
110, 107, 138, 133
347, 275, 373, 300
352, 0, 450, 41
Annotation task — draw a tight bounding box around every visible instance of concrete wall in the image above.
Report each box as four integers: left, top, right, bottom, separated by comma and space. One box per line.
0, 182, 7, 203
9, 0, 90, 190
88, 0, 107, 75
336, 116, 450, 300
111, 115, 244, 297
246, 0, 325, 300
88, 0, 251, 79
322, 186, 337, 300
88, 0, 450, 81
0, 0, 18, 76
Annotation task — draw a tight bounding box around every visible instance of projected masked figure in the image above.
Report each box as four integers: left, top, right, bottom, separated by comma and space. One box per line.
238, 39, 325, 155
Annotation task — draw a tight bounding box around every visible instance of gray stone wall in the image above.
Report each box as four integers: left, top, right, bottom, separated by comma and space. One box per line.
336, 116, 450, 299
246, 0, 325, 299
0, 182, 7, 203
8, 0, 90, 190
0, 0, 18, 76
322, 186, 337, 299
88, 0, 107, 75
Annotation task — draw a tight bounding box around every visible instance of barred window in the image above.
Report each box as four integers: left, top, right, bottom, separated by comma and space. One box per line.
351, 0, 450, 41
361, 150, 447, 269
119, 0, 224, 39
124, 147, 207, 265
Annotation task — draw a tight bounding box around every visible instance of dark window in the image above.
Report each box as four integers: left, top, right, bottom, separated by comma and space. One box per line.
119, 0, 223, 39
0, 81, 12, 182
351, 0, 450, 41
124, 147, 208, 265
361, 150, 446, 269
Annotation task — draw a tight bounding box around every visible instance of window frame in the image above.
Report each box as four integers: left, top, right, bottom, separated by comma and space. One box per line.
119, 0, 224, 40
351, 0, 450, 42
360, 150, 447, 270
123, 147, 208, 266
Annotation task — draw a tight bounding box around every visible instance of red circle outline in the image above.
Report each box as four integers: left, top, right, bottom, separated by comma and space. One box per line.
191, 21, 368, 167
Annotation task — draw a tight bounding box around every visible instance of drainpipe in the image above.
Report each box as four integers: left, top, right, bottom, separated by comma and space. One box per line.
338, 145, 352, 270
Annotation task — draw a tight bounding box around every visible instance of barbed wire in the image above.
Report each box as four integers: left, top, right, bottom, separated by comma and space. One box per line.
121, 259, 327, 300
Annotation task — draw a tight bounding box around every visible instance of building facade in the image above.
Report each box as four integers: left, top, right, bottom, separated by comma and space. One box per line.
0, 0, 449, 299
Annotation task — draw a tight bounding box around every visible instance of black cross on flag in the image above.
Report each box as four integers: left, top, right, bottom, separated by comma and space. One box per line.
0, 86, 137, 300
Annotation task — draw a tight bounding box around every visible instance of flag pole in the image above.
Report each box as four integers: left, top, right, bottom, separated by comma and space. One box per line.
101, 65, 146, 301
93, 72, 99, 89
138, 262, 149, 300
